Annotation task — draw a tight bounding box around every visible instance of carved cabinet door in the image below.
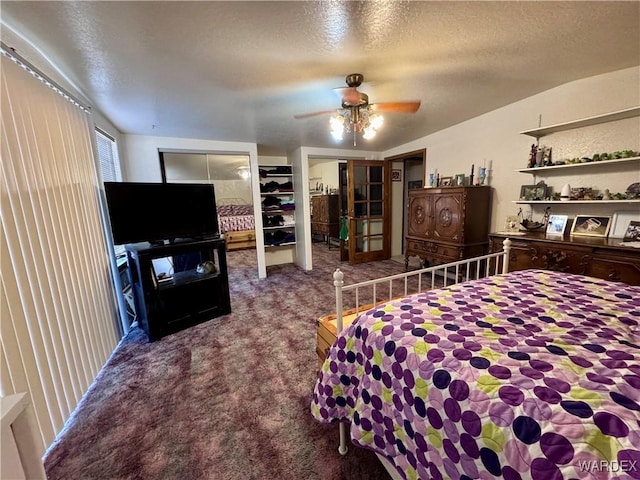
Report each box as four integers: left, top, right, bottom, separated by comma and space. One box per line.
432, 192, 463, 241
407, 192, 431, 237
312, 195, 329, 223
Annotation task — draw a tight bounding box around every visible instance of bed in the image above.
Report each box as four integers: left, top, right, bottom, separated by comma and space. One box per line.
311, 242, 640, 480
217, 198, 256, 251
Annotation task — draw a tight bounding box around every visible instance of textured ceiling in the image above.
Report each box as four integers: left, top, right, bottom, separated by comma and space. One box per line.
2, 1, 639, 155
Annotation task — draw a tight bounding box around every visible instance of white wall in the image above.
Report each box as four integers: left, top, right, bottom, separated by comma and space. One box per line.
384, 67, 640, 246
123, 135, 258, 181
308, 158, 341, 193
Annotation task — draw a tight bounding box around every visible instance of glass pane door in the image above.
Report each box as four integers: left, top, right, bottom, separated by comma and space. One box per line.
347, 160, 390, 264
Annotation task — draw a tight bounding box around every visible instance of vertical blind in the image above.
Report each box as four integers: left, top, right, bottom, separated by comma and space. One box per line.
0, 55, 121, 454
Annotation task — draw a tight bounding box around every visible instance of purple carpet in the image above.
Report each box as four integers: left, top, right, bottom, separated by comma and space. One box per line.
43, 244, 418, 479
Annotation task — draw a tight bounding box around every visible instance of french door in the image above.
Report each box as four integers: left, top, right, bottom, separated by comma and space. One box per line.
346, 159, 391, 264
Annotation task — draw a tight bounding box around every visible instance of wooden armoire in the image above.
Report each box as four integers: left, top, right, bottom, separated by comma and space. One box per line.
311, 194, 340, 240
405, 186, 491, 268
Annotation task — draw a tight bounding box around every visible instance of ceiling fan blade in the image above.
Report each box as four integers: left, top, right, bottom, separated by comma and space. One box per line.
370, 101, 421, 113
294, 109, 336, 119
333, 87, 362, 105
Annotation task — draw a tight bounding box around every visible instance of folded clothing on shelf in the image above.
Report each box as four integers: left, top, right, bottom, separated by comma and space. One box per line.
260, 180, 293, 193
264, 230, 295, 246
259, 165, 292, 178
263, 214, 284, 227
281, 214, 295, 227
279, 200, 295, 211
276, 181, 293, 192
262, 195, 281, 208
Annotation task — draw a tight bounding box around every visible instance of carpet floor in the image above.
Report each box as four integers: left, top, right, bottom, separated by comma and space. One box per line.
43, 244, 427, 480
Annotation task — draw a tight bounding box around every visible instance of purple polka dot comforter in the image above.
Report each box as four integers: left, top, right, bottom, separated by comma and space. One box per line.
311, 270, 640, 480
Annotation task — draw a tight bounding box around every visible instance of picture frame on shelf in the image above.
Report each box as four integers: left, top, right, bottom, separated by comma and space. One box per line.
611, 211, 640, 238
504, 215, 520, 233
408, 180, 423, 189
519, 183, 547, 201
622, 221, 640, 242
440, 176, 453, 187
455, 174, 465, 186
546, 214, 568, 235
570, 215, 612, 237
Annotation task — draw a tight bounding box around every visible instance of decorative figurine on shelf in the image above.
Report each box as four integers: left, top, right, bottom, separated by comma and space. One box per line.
518, 206, 551, 231
478, 167, 487, 185
528, 144, 538, 168
535, 146, 545, 167
543, 146, 553, 166
602, 189, 611, 200
627, 182, 640, 199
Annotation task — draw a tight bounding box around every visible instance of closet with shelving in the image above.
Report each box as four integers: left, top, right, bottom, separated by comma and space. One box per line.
259, 164, 296, 248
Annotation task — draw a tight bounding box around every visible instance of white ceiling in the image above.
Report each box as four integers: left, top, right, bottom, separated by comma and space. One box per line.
2, 1, 639, 156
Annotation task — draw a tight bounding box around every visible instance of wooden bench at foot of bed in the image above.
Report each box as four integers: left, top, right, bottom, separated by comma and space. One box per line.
316, 303, 379, 369
224, 229, 256, 251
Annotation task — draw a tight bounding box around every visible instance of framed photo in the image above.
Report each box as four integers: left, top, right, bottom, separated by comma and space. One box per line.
407, 180, 423, 189
622, 221, 640, 242
440, 176, 453, 187
504, 215, 520, 232
455, 174, 465, 186
611, 211, 640, 237
546, 214, 568, 235
570, 215, 612, 237
519, 183, 547, 201
391, 169, 402, 182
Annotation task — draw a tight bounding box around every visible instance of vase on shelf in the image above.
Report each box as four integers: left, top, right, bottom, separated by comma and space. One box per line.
478, 167, 487, 185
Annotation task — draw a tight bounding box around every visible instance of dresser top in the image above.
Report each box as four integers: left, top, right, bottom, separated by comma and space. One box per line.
490, 231, 639, 252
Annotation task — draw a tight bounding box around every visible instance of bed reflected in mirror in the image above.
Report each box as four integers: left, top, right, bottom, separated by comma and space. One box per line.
160, 151, 257, 256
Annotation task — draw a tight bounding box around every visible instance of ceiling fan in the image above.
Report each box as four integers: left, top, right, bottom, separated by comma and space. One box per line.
295, 73, 421, 146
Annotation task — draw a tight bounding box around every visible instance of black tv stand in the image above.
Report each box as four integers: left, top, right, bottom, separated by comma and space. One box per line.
126, 237, 231, 341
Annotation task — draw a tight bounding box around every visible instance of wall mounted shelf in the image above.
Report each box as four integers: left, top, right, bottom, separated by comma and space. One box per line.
516, 156, 640, 173
520, 106, 640, 139
514, 199, 640, 205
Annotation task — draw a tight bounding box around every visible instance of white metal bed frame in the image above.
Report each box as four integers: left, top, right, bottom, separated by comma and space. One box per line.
330, 238, 512, 456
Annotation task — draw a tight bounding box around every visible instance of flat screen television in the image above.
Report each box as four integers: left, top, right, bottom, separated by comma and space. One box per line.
104, 182, 219, 245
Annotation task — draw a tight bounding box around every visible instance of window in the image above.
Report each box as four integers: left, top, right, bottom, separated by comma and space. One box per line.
96, 128, 122, 182
95, 128, 125, 256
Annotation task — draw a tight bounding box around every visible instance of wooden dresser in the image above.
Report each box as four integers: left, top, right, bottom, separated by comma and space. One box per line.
405, 186, 491, 268
489, 232, 640, 285
311, 194, 340, 240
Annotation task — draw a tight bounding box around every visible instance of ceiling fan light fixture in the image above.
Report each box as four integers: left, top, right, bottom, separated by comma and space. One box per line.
330, 105, 383, 145
330, 114, 345, 140
369, 113, 383, 130
294, 74, 417, 146
362, 126, 376, 140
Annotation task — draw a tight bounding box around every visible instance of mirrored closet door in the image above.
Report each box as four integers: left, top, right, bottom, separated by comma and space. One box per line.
160, 152, 257, 253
